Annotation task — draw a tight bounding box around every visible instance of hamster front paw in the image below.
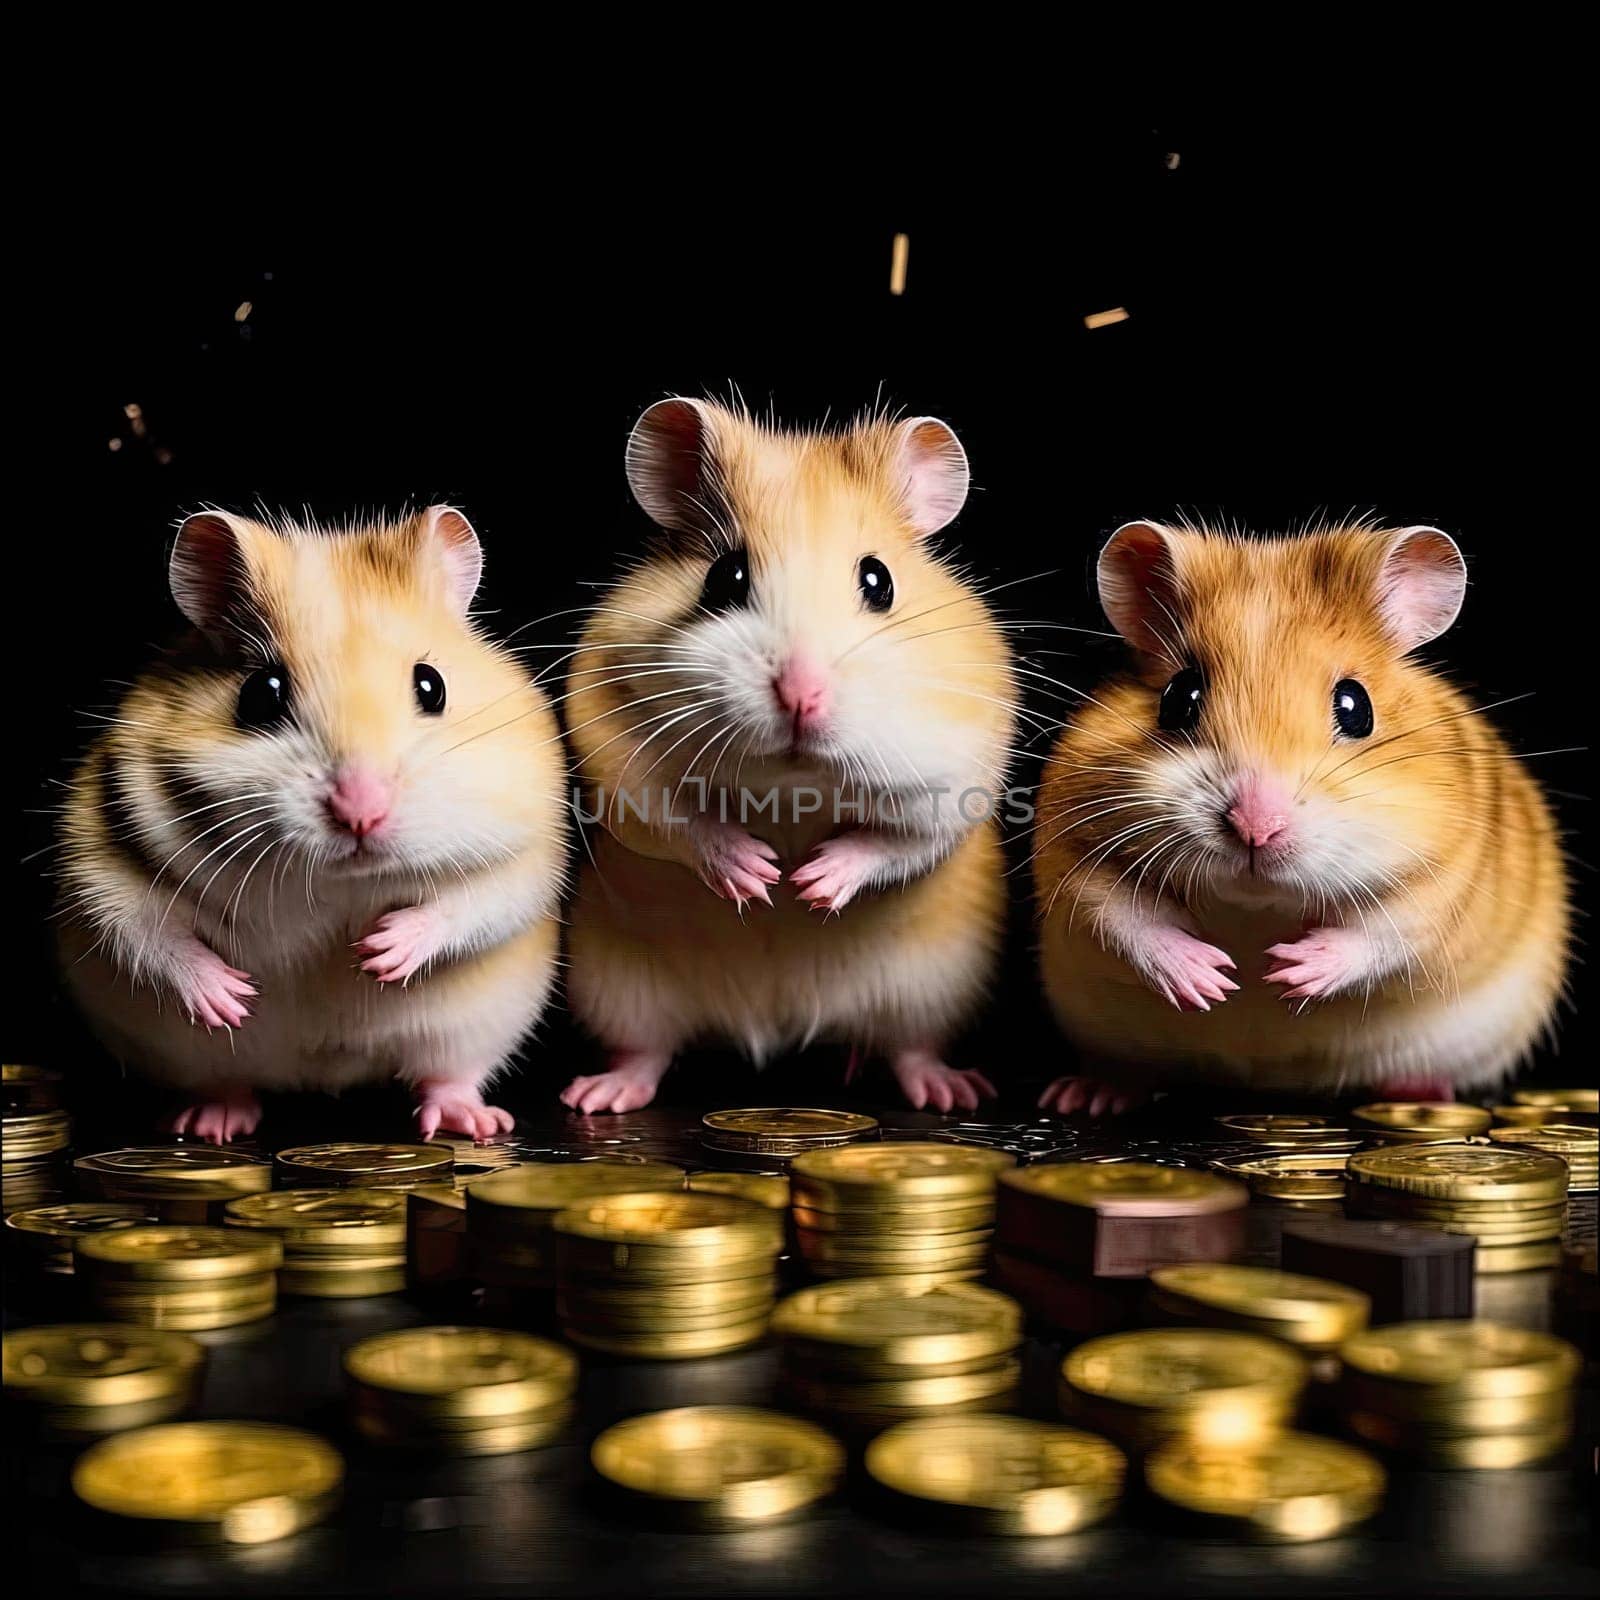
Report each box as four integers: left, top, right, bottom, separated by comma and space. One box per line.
792, 834, 878, 914
1038, 1076, 1145, 1117
356, 906, 443, 985
890, 1049, 997, 1112
559, 1050, 671, 1114
690, 820, 781, 908
411, 1079, 516, 1141
167, 1085, 262, 1143
1264, 928, 1366, 1003
170, 936, 256, 1029
1134, 926, 1238, 1012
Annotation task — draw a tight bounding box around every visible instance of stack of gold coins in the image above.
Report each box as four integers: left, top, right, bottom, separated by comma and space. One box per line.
224, 1188, 408, 1298
864, 1415, 1125, 1535
2, 1070, 70, 1214
686, 1170, 790, 1210
700, 1108, 878, 1163
1513, 1086, 1598, 1116
1215, 1114, 1356, 1147
591, 1406, 843, 1527
772, 1278, 1024, 1430
1488, 1124, 1597, 1193
344, 1326, 577, 1454
1345, 1146, 1568, 1272
75, 1224, 281, 1330
75, 1147, 272, 1223
274, 1142, 453, 1191
72, 1421, 343, 1544
1339, 1321, 1580, 1467
466, 1160, 684, 1291
1353, 1103, 1492, 1144
1208, 1150, 1350, 1208
1060, 1328, 1308, 1452
790, 1143, 1013, 1284
5, 1201, 157, 1275
3, 1323, 206, 1435
1147, 1265, 1369, 1374
1145, 1432, 1384, 1541
554, 1190, 783, 1358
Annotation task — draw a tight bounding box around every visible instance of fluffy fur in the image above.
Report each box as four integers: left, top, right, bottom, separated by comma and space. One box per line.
1034, 518, 1570, 1107
562, 398, 1016, 1112
57, 507, 567, 1140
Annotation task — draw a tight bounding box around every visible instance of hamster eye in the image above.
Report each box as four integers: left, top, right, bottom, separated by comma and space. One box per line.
1158, 666, 1204, 733
1333, 677, 1374, 738
858, 556, 894, 613
701, 548, 751, 613
236, 663, 291, 730
413, 663, 447, 715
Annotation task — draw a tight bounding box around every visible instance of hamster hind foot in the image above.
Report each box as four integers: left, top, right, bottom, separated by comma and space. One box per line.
166, 1084, 262, 1144
890, 1048, 996, 1113
1037, 1076, 1146, 1118
411, 1078, 516, 1142
560, 1050, 671, 1115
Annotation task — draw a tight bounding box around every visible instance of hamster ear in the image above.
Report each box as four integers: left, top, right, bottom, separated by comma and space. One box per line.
1097, 521, 1183, 652
1375, 526, 1466, 651
169, 511, 253, 639
894, 417, 970, 537
421, 505, 483, 614
626, 398, 714, 533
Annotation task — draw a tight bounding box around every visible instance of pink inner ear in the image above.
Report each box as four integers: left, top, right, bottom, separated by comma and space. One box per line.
1378, 527, 1466, 650
170, 512, 246, 634
1098, 522, 1179, 651
426, 507, 483, 613
899, 419, 969, 536
626, 398, 708, 531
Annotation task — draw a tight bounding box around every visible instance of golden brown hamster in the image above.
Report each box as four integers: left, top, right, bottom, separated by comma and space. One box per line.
560, 398, 1016, 1113
1033, 519, 1570, 1115
57, 507, 567, 1141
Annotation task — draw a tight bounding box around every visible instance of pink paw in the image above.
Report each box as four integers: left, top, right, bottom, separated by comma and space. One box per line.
1139, 927, 1238, 1012
1264, 928, 1365, 1003
891, 1052, 997, 1113
412, 1080, 516, 1142
560, 1052, 670, 1115
1373, 1076, 1455, 1102
791, 834, 877, 915
171, 938, 256, 1030
357, 906, 442, 985
1038, 1076, 1144, 1118
693, 822, 781, 909
167, 1086, 262, 1144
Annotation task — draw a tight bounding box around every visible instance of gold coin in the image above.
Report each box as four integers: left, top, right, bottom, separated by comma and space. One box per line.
274, 1143, 452, 1186
1488, 1122, 1597, 1149
1149, 1265, 1369, 1349
1002, 1162, 1245, 1216
772, 1280, 1020, 1366
1341, 1374, 1574, 1432
75, 1146, 272, 1199
1215, 1114, 1353, 1145
567, 1319, 772, 1359
1208, 1151, 1350, 1194
591, 1406, 841, 1523
3, 1110, 71, 1159
701, 1109, 878, 1148
1347, 1145, 1568, 1202
92, 1271, 280, 1310
467, 1160, 684, 1220
1340, 1321, 1579, 1396
1347, 1411, 1572, 1468
1353, 1103, 1492, 1137
553, 1190, 782, 1252
72, 1421, 342, 1542
1491, 1104, 1561, 1127
791, 1143, 1013, 1200
789, 1357, 1022, 1410
1473, 1240, 1564, 1273
1145, 1432, 1384, 1541
3, 1324, 205, 1407
76, 1224, 282, 1281
1, 1063, 62, 1113
863, 1416, 1123, 1534
1512, 1087, 1599, 1112
224, 1188, 408, 1249
280, 1265, 407, 1299
685, 1171, 790, 1209
6, 1202, 157, 1268
345, 1326, 575, 1418
352, 1401, 573, 1455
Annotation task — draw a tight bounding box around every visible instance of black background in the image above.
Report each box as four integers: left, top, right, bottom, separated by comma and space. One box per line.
13, 80, 1592, 1111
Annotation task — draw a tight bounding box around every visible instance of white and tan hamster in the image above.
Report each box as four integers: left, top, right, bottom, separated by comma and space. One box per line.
57, 507, 567, 1141
1034, 519, 1570, 1114
559, 398, 1016, 1113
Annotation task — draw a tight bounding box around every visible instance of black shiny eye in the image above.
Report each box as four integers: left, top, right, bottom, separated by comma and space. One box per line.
1158, 666, 1204, 733
1333, 677, 1373, 738
701, 548, 751, 613
413, 663, 447, 715
858, 555, 894, 613
236, 663, 291, 730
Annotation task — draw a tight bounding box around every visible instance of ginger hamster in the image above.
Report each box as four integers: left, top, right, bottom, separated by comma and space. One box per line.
1034, 519, 1569, 1114
560, 398, 1016, 1113
57, 507, 567, 1141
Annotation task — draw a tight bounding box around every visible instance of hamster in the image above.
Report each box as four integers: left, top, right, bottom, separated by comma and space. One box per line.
1033, 519, 1570, 1114
559, 398, 1016, 1113
56, 507, 567, 1142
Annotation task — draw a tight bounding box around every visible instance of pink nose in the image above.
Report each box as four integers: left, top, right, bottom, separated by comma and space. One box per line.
326, 768, 392, 838
1225, 779, 1290, 850
773, 653, 831, 735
